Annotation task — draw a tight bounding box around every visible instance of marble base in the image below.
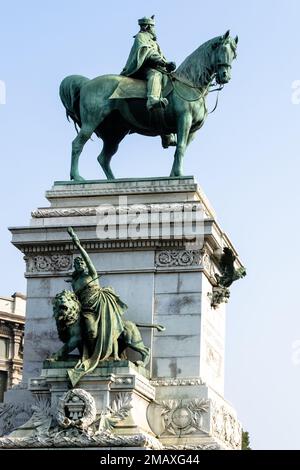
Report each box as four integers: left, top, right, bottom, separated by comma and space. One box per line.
0, 372, 240, 450
2, 177, 243, 450
0, 361, 161, 449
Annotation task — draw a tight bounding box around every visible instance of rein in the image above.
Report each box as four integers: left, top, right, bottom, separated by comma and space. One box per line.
168, 73, 223, 114
165, 65, 224, 113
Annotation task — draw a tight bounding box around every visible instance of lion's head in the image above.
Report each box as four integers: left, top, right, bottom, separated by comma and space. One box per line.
53, 290, 81, 341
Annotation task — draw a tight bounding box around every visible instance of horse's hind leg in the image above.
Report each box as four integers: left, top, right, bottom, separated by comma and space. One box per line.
70, 125, 94, 181
97, 127, 128, 180
98, 112, 129, 180
97, 140, 118, 180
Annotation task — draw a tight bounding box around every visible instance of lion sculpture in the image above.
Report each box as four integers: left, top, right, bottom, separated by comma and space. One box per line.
51, 289, 164, 367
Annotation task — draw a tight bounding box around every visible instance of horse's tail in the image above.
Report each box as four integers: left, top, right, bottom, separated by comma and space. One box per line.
59, 75, 90, 132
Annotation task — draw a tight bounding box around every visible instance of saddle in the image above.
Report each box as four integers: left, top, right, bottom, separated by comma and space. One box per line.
109, 75, 203, 134
109, 74, 202, 102
109, 75, 172, 101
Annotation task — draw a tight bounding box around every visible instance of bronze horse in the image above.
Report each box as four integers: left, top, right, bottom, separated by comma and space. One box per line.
60, 31, 238, 181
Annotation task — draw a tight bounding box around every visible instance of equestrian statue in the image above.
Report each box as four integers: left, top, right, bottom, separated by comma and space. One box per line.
60, 16, 238, 180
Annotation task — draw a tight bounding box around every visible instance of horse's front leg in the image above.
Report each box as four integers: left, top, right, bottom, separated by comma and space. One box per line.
70, 125, 94, 181
170, 115, 192, 177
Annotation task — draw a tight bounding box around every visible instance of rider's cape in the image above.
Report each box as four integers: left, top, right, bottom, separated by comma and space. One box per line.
121, 31, 165, 77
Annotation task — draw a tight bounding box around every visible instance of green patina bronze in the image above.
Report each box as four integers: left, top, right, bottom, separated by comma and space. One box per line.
50, 227, 165, 387
60, 18, 238, 181
120, 15, 176, 113
209, 248, 246, 308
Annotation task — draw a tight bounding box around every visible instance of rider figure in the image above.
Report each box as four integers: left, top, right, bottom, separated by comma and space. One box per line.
121, 15, 176, 110
121, 15, 177, 148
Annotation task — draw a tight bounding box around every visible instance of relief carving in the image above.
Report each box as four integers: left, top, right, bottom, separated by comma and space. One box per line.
26, 255, 72, 273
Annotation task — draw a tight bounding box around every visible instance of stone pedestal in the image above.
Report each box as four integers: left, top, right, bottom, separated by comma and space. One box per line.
1, 176, 243, 449
30, 360, 154, 434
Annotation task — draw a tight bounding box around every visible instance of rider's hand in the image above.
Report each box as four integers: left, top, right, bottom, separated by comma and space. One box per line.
166, 61, 176, 72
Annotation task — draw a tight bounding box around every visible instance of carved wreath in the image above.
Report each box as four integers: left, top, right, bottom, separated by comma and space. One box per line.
159, 399, 209, 436
57, 388, 97, 430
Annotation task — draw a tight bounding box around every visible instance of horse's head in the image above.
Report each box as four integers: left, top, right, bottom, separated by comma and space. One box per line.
213, 30, 238, 84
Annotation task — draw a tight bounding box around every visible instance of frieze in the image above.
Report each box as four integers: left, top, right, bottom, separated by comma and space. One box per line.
155, 250, 202, 267
150, 378, 204, 387
25, 254, 72, 273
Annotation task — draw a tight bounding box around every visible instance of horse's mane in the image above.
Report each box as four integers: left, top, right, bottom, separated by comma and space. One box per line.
175, 36, 222, 87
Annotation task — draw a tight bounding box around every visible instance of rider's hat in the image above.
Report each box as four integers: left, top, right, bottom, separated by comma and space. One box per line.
138, 15, 155, 27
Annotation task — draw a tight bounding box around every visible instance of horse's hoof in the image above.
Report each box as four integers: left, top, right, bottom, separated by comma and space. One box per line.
170, 170, 183, 178
70, 175, 86, 182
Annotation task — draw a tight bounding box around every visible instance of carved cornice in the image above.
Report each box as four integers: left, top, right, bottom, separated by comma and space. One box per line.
20, 239, 186, 255
111, 374, 154, 399
32, 207, 96, 218
46, 180, 197, 199
150, 378, 204, 387
32, 203, 203, 219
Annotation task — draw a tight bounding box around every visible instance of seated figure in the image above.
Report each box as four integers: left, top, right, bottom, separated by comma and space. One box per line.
121, 15, 177, 148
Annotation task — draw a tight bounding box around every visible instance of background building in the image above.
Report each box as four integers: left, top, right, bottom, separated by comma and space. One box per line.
0, 293, 25, 401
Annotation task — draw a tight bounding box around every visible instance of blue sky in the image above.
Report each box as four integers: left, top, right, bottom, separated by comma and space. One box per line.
1, 0, 300, 449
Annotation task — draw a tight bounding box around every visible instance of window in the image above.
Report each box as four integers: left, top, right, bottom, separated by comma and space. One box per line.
0, 371, 7, 402
0, 338, 9, 359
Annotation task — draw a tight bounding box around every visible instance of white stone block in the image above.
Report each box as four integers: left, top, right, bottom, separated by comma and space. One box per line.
24, 297, 54, 320
101, 272, 154, 354
23, 318, 60, 363
152, 334, 200, 358
178, 272, 202, 293
152, 356, 201, 378
26, 278, 51, 298
153, 314, 201, 337
155, 292, 201, 315
154, 273, 179, 294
